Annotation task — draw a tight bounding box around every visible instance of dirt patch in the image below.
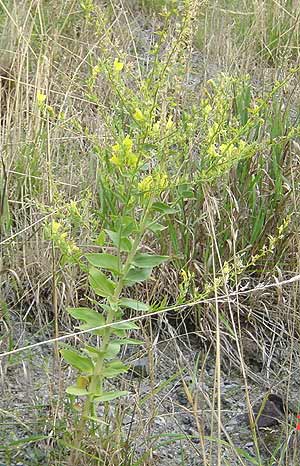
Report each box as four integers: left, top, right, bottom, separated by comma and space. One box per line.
1, 321, 300, 466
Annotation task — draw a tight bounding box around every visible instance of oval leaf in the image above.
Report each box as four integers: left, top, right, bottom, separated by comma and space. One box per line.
112, 321, 139, 330
105, 229, 132, 252
61, 349, 93, 374
119, 298, 150, 312
86, 253, 121, 274
68, 307, 105, 327
103, 360, 129, 377
89, 266, 115, 297
133, 253, 168, 268
125, 267, 152, 285
94, 390, 128, 402
104, 341, 122, 360
148, 222, 167, 233
66, 386, 89, 396
151, 202, 177, 214
118, 216, 135, 236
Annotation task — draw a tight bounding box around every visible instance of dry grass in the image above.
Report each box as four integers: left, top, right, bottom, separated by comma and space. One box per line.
0, 0, 300, 465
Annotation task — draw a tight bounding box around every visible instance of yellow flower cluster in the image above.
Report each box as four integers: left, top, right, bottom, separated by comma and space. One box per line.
37, 91, 47, 107
113, 59, 124, 73
208, 139, 252, 160
47, 221, 80, 257
201, 100, 212, 122
110, 135, 138, 168
36, 91, 55, 118
138, 173, 168, 196
133, 108, 145, 122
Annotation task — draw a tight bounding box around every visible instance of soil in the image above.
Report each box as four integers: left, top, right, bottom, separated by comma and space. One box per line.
1, 318, 300, 466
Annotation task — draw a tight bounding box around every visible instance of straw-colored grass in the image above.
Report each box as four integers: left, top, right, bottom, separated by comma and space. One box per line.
0, 1, 300, 465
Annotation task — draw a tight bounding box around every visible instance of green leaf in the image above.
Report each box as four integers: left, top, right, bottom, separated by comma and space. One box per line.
66, 386, 89, 396
148, 222, 167, 233
104, 341, 122, 359
98, 303, 112, 312
86, 253, 121, 274
133, 253, 168, 268
112, 321, 139, 330
103, 339, 144, 360
119, 298, 150, 312
102, 360, 129, 377
178, 183, 194, 199
67, 307, 105, 328
235, 447, 260, 465
180, 190, 194, 199
151, 202, 177, 214
105, 229, 132, 252
67, 307, 105, 336
115, 338, 143, 345
84, 345, 119, 361
94, 390, 128, 402
61, 349, 93, 374
95, 231, 106, 246
111, 328, 126, 337
118, 216, 136, 236
84, 345, 103, 356
85, 339, 142, 363
125, 267, 152, 285
89, 266, 115, 297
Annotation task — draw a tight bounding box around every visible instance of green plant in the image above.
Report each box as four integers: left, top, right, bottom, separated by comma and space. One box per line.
61, 197, 172, 463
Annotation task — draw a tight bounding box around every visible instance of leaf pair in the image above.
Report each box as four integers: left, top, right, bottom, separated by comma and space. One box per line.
66, 306, 141, 336
87, 252, 168, 294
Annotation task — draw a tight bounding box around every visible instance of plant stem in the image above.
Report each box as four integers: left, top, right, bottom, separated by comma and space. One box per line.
69, 206, 152, 464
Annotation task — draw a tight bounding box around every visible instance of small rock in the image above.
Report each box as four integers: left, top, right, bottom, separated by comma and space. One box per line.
177, 392, 188, 406
244, 441, 254, 448
242, 394, 286, 429
182, 415, 193, 426
154, 416, 166, 427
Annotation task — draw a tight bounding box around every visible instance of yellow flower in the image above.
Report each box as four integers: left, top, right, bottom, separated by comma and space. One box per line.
166, 116, 174, 130
110, 136, 137, 168
112, 143, 120, 153
46, 105, 55, 118
126, 151, 138, 167
51, 221, 61, 234
123, 135, 133, 150
138, 172, 168, 195
37, 91, 47, 107
202, 101, 212, 121
133, 108, 145, 122
69, 201, 79, 216
220, 143, 235, 158
207, 144, 218, 158
77, 375, 89, 389
67, 241, 80, 255
238, 140, 246, 151
158, 173, 168, 189
113, 59, 124, 72
207, 123, 218, 141
138, 175, 153, 193
91, 64, 101, 79
110, 152, 122, 167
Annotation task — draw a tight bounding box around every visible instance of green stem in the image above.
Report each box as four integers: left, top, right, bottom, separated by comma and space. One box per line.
71, 204, 152, 463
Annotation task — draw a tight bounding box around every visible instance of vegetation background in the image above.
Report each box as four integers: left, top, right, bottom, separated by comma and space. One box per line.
0, 0, 300, 465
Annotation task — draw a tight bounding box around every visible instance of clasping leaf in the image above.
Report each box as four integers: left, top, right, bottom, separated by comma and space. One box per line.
89, 266, 115, 297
